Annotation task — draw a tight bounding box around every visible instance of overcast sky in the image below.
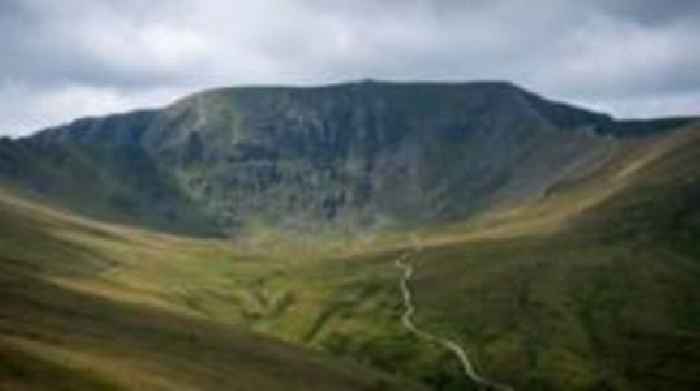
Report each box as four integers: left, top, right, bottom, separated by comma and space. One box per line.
1, 0, 699, 136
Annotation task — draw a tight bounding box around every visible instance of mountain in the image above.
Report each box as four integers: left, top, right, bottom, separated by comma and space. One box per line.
1, 81, 694, 237
2, 81, 700, 391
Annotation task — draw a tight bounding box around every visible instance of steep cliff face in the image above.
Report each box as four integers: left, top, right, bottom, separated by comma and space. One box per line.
1, 81, 694, 236
141, 81, 614, 232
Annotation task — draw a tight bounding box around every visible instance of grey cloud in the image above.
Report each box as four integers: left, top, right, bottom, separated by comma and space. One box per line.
1, 0, 698, 136
0, 0, 209, 89
586, 0, 700, 26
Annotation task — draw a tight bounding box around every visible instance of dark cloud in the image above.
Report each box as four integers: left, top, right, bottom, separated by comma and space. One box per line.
586, 0, 700, 26
1, 0, 698, 136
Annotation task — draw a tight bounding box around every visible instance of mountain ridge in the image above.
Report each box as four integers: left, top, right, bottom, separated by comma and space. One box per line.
1, 80, 697, 237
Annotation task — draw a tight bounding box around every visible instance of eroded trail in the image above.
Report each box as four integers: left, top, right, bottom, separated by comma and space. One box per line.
395, 252, 513, 391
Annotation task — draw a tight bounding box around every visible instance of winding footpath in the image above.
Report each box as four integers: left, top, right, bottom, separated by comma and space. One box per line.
395, 251, 513, 391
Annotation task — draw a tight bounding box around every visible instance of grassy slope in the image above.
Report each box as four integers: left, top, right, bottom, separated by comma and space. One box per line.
402, 124, 700, 390
0, 189, 425, 391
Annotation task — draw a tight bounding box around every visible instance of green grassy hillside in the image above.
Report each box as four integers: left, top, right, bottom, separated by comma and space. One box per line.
0, 188, 425, 391
398, 124, 700, 390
